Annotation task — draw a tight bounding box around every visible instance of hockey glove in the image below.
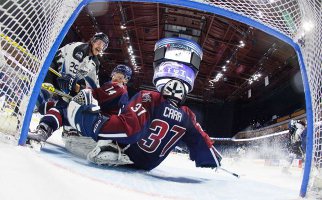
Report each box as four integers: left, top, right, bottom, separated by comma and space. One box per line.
57, 73, 79, 94
37, 89, 52, 106
67, 101, 108, 141
196, 146, 222, 169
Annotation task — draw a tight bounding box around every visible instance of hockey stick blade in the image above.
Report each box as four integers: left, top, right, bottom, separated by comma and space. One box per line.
41, 83, 72, 99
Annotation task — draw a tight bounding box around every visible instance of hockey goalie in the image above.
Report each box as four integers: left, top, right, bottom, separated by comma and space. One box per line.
66, 37, 222, 171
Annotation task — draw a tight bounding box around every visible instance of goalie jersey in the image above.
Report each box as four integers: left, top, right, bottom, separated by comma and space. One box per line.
97, 90, 222, 170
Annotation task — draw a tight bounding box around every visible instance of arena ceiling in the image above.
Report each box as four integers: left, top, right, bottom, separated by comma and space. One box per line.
65, 1, 300, 103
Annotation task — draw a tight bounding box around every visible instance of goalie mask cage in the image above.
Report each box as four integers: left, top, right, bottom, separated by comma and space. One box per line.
0, 0, 320, 197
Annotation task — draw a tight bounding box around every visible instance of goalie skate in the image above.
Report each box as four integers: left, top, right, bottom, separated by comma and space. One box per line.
27, 123, 53, 142
90, 151, 133, 166
26, 123, 53, 151
87, 140, 133, 166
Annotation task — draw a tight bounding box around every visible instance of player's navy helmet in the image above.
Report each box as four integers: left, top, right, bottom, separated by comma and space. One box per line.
153, 37, 203, 93
111, 64, 132, 80
92, 32, 109, 50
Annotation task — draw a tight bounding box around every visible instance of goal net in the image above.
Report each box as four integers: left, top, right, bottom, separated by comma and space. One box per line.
0, 0, 320, 197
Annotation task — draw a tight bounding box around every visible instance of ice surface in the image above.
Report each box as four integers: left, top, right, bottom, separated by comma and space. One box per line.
0, 131, 307, 200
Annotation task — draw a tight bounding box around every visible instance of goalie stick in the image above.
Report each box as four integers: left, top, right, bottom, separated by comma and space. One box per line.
41, 83, 72, 99
219, 167, 240, 178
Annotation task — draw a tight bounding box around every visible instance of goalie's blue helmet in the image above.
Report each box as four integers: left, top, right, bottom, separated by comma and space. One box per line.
112, 64, 132, 80
92, 32, 109, 50
153, 37, 203, 93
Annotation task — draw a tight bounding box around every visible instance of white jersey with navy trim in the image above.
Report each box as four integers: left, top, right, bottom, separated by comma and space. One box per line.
55, 42, 100, 89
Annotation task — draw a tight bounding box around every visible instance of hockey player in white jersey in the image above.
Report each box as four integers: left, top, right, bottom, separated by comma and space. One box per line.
282, 119, 307, 174
288, 119, 307, 157
43, 32, 108, 99
28, 32, 109, 144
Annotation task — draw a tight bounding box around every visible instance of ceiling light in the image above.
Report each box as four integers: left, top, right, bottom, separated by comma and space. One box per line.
239, 40, 245, 48
210, 72, 224, 83
128, 46, 133, 54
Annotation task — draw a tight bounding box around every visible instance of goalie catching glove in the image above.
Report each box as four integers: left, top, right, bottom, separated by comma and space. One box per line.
67, 89, 108, 140
71, 89, 98, 105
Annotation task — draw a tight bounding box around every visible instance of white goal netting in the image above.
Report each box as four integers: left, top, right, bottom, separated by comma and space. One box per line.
0, 0, 321, 197
0, 0, 82, 136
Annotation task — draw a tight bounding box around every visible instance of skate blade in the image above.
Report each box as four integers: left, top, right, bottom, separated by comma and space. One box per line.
26, 140, 45, 151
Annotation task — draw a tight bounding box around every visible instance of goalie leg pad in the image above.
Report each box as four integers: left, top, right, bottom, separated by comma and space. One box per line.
67, 101, 108, 141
